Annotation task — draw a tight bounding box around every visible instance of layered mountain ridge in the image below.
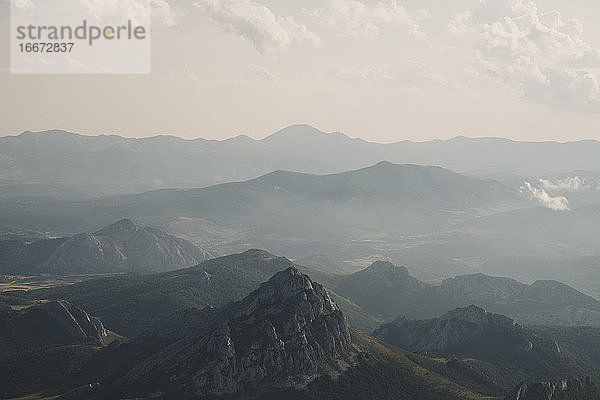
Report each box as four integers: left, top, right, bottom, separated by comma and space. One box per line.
0, 218, 206, 274
3, 125, 600, 198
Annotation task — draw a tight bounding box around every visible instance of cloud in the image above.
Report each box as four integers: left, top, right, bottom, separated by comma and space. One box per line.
251, 64, 277, 81
193, 0, 320, 53
328, 61, 447, 90
539, 176, 592, 192
312, 0, 427, 38
80, 0, 151, 25
521, 181, 570, 211
451, 0, 600, 112
151, 0, 176, 27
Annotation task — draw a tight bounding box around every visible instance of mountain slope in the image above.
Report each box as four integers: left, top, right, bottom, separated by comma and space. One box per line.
28, 250, 309, 336
321, 260, 600, 327
20, 252, 600, 338
333, 261, 436, 319
90, 268, 494, 400
0, 300, 121, 398
373, 306, 594, 390
45, 218, 206, 273
437, 274, 600, 327
505, 378, 600, 400
0, 218, 206, 274
109, 268, 351, 398
0, 300, 113, 351
330, 261, 600, 327
0, 161, 525, 248
0, 237, 67, 274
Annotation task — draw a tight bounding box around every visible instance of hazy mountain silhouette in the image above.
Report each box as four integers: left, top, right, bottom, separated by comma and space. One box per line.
3, 125, 600, 197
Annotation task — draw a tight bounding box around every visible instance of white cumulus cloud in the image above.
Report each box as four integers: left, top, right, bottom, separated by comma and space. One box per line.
539, 176, 592, 192
152, 0, 176, 27
312, 0, 428, 38
80, 0, 151, 25
194, 0, 320, 53
521, 181, 570, 211
450, 0, 600, 113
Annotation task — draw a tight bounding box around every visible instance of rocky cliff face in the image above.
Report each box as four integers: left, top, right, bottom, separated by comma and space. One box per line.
505, 378, 600, 400
43, 218, 206, 273
0, 300, 113, 350
120, 267, 351, 398
38, 300, 109, 345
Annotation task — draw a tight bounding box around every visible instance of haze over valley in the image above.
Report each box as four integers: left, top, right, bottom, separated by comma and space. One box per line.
1, 124, 600, 398
5, 0, 600, 396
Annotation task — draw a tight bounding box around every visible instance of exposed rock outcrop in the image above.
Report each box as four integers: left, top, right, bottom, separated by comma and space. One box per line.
120, 267, 351, 397
37, 300, 109, 345
505, 378, 600, 400
0, 300, 114, 350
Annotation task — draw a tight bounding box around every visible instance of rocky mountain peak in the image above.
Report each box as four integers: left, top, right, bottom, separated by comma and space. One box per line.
94, 218, 139, 236
250, 266, 333, 305
362, 260, 410, 278
123, 268, 351, 397
43, 219, 204, 274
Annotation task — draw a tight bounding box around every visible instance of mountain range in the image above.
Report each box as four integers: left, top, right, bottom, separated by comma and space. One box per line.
42, 268, 504, 400
2, 252, 600, 399
2, 125, 600, 198
1, 158, 599, 298
11, 250, 600, 340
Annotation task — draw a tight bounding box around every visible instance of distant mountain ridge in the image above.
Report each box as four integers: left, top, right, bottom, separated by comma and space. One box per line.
3, 124, 600, 198
3, 156, 600, 296
0, 218, 207, 274
318, 260, 600, 327
373, 305, 596, 391
0, 161, 527, 252
19, 250, 600, 339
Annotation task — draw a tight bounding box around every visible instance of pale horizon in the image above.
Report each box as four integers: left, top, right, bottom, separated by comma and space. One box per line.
4, 123, 600, 145
3, 0, 600, 143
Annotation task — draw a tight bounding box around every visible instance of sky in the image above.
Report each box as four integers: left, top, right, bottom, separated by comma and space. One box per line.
2, 0, 600, 142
